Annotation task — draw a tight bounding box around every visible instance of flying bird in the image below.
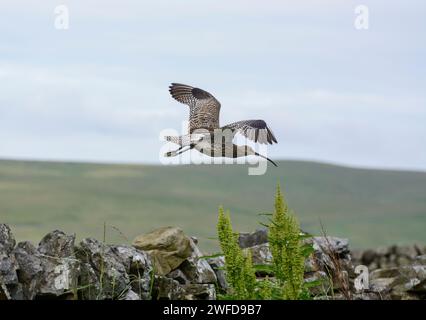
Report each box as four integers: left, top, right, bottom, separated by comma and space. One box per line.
165, 83, 278, 166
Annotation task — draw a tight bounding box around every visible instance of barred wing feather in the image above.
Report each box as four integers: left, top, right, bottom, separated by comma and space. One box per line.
169, 83, 221, 132
222, 120, 278, 145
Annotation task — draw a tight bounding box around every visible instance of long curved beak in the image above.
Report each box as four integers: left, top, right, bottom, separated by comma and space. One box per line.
254, 152, 278, 167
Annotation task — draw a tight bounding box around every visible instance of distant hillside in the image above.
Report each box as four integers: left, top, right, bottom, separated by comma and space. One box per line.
0, 159, 425, 252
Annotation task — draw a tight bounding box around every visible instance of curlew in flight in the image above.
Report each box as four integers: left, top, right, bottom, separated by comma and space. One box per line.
165, 83, 278, 166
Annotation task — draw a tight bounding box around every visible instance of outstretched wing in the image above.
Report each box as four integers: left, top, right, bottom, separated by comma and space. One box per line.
222, 120, 278, 145
169, 83, 221, 132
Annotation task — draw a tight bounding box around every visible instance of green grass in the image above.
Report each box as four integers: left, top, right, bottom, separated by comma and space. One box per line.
1, 159, 425, 252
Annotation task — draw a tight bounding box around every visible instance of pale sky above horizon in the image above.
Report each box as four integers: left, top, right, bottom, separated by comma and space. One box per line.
0, 0, 425, 170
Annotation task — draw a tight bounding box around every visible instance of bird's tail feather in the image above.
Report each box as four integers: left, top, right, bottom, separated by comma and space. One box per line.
165, 136, 182, 146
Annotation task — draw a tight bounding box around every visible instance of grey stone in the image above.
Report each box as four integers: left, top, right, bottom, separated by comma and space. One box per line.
13, 231, 80, 300
368, 265, 426, 299
309, 237, 353, 275
181, 284, 216, 300
152, 276, 216, 300
314, 293, 347, 300
78, 261, 101, 300
414, 255, 426, 265
34, 231, 79, 298
0, 251, 19, 285
188, 237, 204, 259
110, 245, 153, 299
160, 232, 217, 285
111, 245, 152, 274
370, 267, 401, 280
0, 251, 22, 300
395, 245, 420, 260
352, 245, 426, 272
123, 289, 140, 300
391, 291, 421, 300
352, 292, 383, 300
167, 269, 190, 284
238, 229, 268, 249
152, 276, 185, 300
411, 278, 426, 292
311, 237, 350, 255
13, 241, 44, 299
370, 277, 395, 293
179, 258, 217, 284
0, 224, 16, 254
207, 256, 227, 291
12, 223, 426, 301
245, 243, 272, 265
37, 257, 79, 298
76, 238, 130, 300
38, 230, 75, 258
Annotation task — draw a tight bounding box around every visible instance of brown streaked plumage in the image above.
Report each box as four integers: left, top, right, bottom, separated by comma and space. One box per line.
166, 83, 278, 166
169, 83, 221, 133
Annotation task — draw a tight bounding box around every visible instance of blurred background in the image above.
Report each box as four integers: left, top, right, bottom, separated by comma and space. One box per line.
0, 0, 425, 252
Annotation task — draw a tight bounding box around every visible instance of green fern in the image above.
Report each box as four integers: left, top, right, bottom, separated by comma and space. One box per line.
268, 184, 305, 299
217, 207, 256, 299
217, 184, 315, 300
242, 250, 257, 295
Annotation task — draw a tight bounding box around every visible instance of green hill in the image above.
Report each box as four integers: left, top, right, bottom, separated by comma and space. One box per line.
0, 159, 425, 252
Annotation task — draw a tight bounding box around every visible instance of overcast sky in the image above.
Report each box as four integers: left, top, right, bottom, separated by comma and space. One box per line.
0, 0, 425, 170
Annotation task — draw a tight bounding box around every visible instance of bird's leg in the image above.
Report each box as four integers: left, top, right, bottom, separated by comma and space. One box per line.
164, 144, 196, 157
175, 143, 196, 155
165, 146, 186, 157
177, 143, 196, 154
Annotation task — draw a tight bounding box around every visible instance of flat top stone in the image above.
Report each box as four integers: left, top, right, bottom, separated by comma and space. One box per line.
132, 227, 195, 276
132, 226, 191, 252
